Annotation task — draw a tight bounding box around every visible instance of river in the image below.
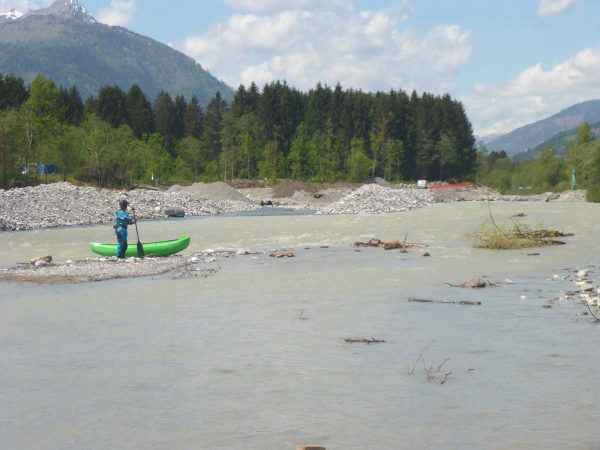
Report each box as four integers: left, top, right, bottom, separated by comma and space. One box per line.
1, 201, 600, 449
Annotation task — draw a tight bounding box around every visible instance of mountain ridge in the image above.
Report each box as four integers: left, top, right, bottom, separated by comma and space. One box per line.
511, 120, 600, 161
486, 99, 600, 156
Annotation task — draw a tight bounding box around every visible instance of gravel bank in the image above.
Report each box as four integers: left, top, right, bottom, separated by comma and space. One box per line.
0, 182, 260, 231
0, 254, 222, 283
317, 184, 438, 215
0, 182, 588, 232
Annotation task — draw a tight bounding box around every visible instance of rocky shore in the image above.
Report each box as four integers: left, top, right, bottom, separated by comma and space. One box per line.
0, 181, 588, 232
0, 252, 225, 283
0, 182, 259, 231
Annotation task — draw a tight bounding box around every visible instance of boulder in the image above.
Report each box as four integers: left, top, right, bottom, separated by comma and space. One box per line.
374, 177, 391, 187
30, 255, 52, 265
164, 206, 185, 217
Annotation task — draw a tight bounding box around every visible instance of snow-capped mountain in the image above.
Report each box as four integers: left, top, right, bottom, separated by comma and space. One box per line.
24, 0, 96, 23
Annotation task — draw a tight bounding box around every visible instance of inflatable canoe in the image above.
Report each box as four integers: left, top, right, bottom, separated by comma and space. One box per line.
89, 236, 190, 257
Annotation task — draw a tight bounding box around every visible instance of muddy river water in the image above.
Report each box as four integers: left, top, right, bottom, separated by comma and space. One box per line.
2, 201, 600, 449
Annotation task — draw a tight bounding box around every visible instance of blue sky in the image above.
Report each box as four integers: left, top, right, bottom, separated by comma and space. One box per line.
4, 0, 600, 138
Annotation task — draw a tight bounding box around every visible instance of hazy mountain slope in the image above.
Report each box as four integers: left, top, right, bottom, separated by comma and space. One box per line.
0, 1, 233, 105
487, 99, 600, 156
512, 120, 600, 161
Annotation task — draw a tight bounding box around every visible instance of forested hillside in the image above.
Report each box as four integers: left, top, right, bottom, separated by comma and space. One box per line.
0, 74, 477, 189
486, 99, 600, 156
512, 120, 600, 161
478, 122, 600, 201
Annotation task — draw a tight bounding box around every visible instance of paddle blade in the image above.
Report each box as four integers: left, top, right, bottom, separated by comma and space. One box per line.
137, 241, 144, 258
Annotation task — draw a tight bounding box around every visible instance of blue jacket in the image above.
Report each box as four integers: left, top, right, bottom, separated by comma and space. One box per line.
114, 209, 134, 229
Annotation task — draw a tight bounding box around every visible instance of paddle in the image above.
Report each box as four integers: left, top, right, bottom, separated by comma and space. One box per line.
131, 208, 144, 258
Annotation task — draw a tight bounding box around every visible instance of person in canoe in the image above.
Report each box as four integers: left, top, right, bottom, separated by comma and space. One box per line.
114, 199, 136, 259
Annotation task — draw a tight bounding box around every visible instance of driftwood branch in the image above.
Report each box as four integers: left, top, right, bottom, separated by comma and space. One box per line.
444, 278, 495, 288
343, 337, 386, 344
409, 297, 481, 306
354, 238, 427, 250
270, 251, 294, 258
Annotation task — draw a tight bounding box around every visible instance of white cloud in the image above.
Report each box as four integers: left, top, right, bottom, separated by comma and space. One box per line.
182, 2, 471, 95
98, 0, 137, 27
0, 0, 51, 13
464, 48, 600, 136
538, 0, 576, 18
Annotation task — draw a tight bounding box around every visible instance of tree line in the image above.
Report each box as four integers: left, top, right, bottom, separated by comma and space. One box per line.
0, 73, 477, 189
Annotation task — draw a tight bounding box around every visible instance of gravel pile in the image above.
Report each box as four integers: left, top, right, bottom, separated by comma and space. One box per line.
0, 182, 259, 231
317, 184, 438, 215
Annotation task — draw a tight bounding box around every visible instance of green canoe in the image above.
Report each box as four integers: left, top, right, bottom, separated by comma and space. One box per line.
89, 236, 191, 257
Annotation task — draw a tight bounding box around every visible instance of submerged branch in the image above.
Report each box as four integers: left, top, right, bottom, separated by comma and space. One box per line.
584, 302, 600, 322
343, 337, 387, 344
409, 297, 481, 306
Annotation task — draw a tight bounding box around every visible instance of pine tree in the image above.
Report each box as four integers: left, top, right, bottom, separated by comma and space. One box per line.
153, 90, 177, 151
305, 82, 332, 135
246, 82, 260, 114
58, 86, 84, 126
125, 84, 154, 138
204, 91, 228, 161
96, 85, 128, 127
0, 74, 27, 111
184, 96, 204, 138
231, 84, 248, 117
173, 95, 187, 140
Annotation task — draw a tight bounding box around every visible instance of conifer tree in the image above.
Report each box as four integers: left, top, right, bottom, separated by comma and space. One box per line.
96, 85, 128, 127
0, 75, 27, 111
204, 91, 228, 160
125, 84, 154, 138
184, 96, 204, 138
153, 90, 177, 151
173, 95, 187, 140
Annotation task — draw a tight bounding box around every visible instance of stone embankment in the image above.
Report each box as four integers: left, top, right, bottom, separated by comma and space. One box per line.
0, 182, 259, 231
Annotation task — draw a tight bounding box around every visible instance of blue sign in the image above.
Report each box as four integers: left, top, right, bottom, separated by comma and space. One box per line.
38, 164, 56, 175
